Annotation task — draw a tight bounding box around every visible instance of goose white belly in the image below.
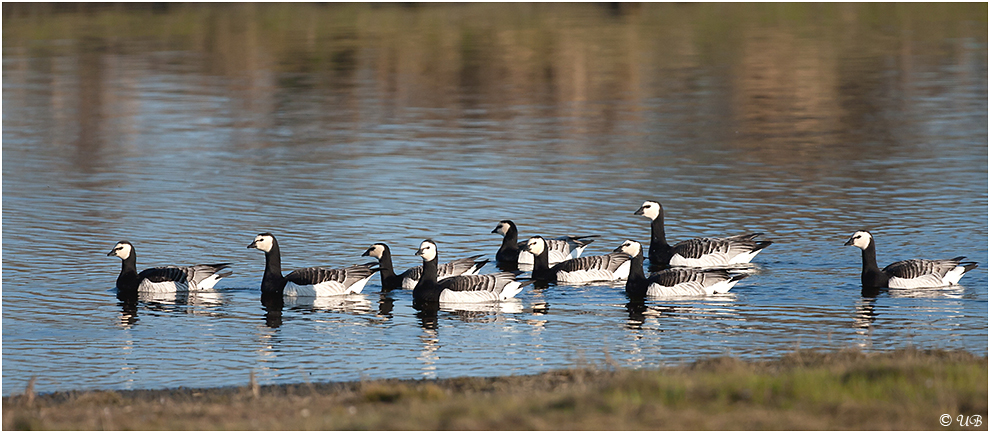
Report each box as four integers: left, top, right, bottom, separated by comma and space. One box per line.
727, 249, 763, 265
284, 275, 373, 297
437, 280, 524, 303
137, 280, 189, 293
195, 274, 224, 290
645, 278, 739, 298
555, 261, 631, 284
670, 248, 765, 268
438, 289, 501, 303
888, 268, 964, 289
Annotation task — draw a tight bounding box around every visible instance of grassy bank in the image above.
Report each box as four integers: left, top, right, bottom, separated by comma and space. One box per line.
4, 348, 987, 430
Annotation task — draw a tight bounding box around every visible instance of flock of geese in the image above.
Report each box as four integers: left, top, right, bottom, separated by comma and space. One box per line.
109, 200, 979, 306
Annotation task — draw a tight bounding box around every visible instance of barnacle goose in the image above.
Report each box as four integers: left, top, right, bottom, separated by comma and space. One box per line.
522, 236, 632, 284
107, 241, 231, 300
634, 200, 772, 268
413, 239, 526, 304
491, 220, 598, 265
248, 233, 377, 298
618, 240, 746, 298
844, 230, 978, 289
362, 243, 488, 291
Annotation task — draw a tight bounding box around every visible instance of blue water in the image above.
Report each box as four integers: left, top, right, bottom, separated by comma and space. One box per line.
2, 3, 987, 395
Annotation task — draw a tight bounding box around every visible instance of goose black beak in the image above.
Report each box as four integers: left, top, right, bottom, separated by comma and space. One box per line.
491, 227, 499, 234
247, 241, 257, 249
415, 248, 425, 257
634, 206, 646, 215
106, 249, 116, 257
843, 238, 854, 246
361, 248, 372, 257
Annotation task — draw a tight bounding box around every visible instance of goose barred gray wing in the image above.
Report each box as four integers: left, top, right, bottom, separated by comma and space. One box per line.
553, 252, 629, 274
137, 263, 231, 291
400, 255, 489, 289
883, 258, 963, 279
882, 257, 977, 288
645, 268, 744, 297
286, 263, 376, 287
669, 233, 770, 267
519, 235, 599, 265
440, 254, 489, 276
435, 272, 526, 302
283, 263, 378, 296
550, 251, 632, 284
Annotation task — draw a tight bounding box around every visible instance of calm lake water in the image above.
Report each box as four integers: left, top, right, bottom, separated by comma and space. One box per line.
2, 3, 987, 396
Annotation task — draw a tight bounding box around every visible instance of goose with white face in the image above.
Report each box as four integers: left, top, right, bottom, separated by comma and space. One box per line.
416, 240, 438, 262
248, 233, 275, 253
844, 231, 873, 250
363, 243, 387, 260
492, 221, 512, 236
107, 241, 134, 260
844, 230, 978, 289
634, 201, 661, 221
617, 240, 642, 258
108, 241, 231, 294
524, 237, 547, 256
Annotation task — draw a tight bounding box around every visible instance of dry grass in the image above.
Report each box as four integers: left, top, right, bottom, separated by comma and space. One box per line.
3, 348, 987, 430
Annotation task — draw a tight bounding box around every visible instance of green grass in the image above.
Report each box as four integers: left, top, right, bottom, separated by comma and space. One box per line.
4, 348, 986, 430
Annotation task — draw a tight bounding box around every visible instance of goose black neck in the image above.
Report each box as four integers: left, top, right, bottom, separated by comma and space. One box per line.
624, 250, 649, 298
413, 254, 441, 302
116, 253, 140, 298
376, 246, 397, 281
650, 209, 669, 249
531, 244, 554, 281
261, 241, 287, 295
859, 237, 889, 289
500, 223, 519, 251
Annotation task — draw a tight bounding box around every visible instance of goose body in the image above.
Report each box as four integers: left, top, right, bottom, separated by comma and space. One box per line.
618, 240, 746, 298
523, 236, 631, 284
844, 231, 977, 289
362, 243, 488, 290
492, 220, 598, 265
248, 233, 377, 298
634, 201, 771, 268
413, 239, 526, 304
108, 241, 231, 299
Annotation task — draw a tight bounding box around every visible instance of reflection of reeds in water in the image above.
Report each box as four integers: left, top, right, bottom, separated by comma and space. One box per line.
2, 3, 981, 166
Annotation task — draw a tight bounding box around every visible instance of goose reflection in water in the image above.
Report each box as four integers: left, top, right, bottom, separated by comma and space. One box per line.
116, 289, 226, 328
624, 297, 739, 330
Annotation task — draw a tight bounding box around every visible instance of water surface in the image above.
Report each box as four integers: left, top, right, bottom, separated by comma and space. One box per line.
2, 3, 987, 395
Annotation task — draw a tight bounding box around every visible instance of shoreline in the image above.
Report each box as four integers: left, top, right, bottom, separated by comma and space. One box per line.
4, 347, 987, 430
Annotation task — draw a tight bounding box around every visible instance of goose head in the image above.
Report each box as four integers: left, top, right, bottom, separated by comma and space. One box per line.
491, 220, 515, 236
522, 236, 547, 256
248, 233, 276, 253
362, 243, 388, 259
615, 239, 642, 258
107, 241, 134, 260
415, 239, 438, 262
844, 231, 873, 250
634, 201, 662, 221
